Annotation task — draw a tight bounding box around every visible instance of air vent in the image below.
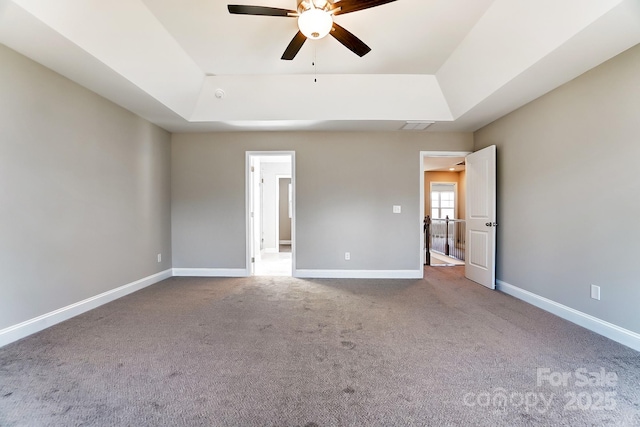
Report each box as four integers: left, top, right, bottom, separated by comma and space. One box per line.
401, 121, 434, 131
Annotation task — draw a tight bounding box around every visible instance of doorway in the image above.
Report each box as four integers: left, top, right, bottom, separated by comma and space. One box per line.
420, 151, 470, 268
247, 152, 295, 277
428, 181, 465, 265
420, 147, 497, 288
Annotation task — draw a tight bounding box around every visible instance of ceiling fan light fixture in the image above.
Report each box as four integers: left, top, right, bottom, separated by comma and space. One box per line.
298, 8, 333, 39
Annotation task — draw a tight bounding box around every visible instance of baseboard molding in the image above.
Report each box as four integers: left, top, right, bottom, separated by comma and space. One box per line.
0, 269, 172, 349
172, 268, 248, 277
497, 280, 640, 352
294, 269, 423, 279
280, 240, 291, 245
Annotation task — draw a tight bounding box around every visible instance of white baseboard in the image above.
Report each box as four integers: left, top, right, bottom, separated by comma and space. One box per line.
497, 280, 640, 352
294, 269, 423, 279
0, 269, 172, 349
280, 240, 291, 245
172, 268, 248, 277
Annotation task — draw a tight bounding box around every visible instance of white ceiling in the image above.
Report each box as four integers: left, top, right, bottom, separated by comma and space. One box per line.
424, 156, 465, 172
1, 0, 639, 133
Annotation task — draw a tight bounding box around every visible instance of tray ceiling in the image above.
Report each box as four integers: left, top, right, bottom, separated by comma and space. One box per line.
1, 0, 639, 132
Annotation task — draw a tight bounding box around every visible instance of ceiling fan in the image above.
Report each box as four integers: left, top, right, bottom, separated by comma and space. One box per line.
228, 0, 397, 60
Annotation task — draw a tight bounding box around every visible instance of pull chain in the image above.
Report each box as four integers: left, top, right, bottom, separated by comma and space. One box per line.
313, 46, 317, 83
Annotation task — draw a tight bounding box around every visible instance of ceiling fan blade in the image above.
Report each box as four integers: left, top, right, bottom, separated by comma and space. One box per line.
331, 0, 397, 15
330, 23, 371, 57
282, 31, 307, 60
228, 5, 296, 17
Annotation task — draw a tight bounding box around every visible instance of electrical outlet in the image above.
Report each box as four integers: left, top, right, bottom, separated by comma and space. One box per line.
345, 252, 351, 261
591, 284, 600, 300
157, 253, 162, 263
393, 205, 401, 214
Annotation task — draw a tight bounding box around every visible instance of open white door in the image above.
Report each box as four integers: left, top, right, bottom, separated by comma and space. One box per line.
248, 157, 257, 275
465, 145, 497, 289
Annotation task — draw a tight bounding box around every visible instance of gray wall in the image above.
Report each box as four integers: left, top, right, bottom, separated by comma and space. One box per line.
0, 45, 172, 330
171, 132, 473, 271
474, 43, 640, 334
279, 178, 292, 242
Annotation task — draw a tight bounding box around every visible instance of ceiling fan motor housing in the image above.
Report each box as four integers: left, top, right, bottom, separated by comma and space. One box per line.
297, 8, 333, 39
297, 0, 330, 14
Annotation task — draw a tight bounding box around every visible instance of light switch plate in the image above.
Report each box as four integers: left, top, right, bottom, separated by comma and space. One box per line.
393, 205, 401, 214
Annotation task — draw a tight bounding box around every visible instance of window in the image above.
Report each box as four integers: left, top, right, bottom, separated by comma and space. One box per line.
431, 183, 456, 219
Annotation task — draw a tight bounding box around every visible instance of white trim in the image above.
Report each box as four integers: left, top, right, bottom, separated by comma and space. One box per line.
172, 268, 248, 277
420, 153, 425, 271
497, 280, 640, 352
246, 154, 257, 276
294, 269, 423, 279
0, 269, 172, 348
280, 240, 292, 245
422, 151, 473, 157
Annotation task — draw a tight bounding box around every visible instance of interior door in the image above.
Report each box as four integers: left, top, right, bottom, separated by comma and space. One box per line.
249, 156, 262, 276
465, 145, 497, 289
249, 157, 256, 275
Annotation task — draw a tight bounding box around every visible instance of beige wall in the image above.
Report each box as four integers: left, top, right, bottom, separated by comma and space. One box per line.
0, 45, 172, 331
474, 43, 640, 334
172, 132, 473, 273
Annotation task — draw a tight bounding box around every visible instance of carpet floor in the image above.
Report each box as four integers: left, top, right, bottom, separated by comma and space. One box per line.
1, 267, 639, 426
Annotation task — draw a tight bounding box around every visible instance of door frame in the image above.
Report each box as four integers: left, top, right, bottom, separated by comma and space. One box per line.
246, 151, 296, 276
420, 151, 472, 272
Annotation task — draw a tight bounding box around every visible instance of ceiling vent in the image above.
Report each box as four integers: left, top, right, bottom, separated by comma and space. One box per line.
401, 121, 435, 131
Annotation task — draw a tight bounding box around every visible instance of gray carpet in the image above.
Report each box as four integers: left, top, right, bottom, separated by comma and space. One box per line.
1, 267, 639, 426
